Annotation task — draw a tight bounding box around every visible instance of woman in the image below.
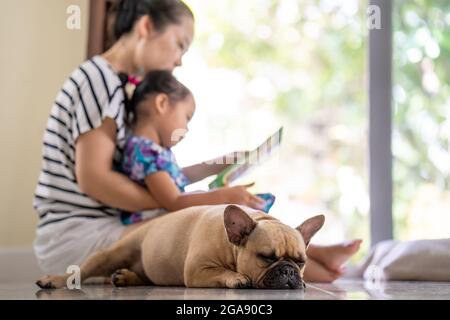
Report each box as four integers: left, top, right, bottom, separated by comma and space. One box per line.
33, 0, 359, 282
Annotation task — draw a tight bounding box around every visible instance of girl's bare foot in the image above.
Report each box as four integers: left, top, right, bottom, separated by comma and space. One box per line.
307, 240, 362, 272
303, 258, 343, 283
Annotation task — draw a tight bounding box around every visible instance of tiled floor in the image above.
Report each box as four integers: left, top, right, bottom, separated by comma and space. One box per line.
1, 279, 449, 300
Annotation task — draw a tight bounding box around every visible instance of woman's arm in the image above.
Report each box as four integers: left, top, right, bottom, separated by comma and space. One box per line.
182, 151, 247, 183
145, 171, 265, 212
75, 118, 159, 212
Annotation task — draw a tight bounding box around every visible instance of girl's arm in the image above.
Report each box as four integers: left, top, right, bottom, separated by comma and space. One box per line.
145, 171, 265, 212
182, 151, 247, 183
75, 118, 159, 212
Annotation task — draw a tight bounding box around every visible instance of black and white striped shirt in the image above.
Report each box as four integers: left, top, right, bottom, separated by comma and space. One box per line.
33, 55, 127, 228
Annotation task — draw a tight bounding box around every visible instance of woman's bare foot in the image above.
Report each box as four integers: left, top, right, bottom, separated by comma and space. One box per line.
303, 258, 343, 283
307, 240, 362, 272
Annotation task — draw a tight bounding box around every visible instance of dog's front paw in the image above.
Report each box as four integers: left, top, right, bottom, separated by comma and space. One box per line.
111, 269, 138, 287
226, 274, 252, 289
36, 275, 67, 289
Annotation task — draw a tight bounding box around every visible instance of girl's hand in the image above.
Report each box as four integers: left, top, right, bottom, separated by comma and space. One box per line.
221, 182, 266, 210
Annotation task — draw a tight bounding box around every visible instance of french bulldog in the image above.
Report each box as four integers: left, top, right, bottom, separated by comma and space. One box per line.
36, 204, 325, 289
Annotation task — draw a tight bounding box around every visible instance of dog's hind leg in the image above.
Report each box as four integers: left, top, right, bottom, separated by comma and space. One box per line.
36, 235, 142, 289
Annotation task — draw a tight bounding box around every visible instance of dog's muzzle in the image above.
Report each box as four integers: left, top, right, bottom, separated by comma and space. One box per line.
258, 261, 305, 289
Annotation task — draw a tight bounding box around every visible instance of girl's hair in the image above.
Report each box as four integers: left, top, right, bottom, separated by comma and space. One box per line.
126, 70, 192, 126
114, 0, 194, 39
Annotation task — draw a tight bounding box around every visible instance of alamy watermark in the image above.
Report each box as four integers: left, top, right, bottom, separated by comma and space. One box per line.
367, 5, 382, 30
66, 5, 81, 30
364, 265, 384, 290
66, 265, 81, 289
65, 4, 381, 31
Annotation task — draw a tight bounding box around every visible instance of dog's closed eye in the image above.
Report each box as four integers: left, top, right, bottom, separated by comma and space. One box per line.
296, 261, 305, 267
257, 253, 278, 263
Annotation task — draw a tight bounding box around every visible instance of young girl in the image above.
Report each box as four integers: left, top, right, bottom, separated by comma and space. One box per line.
119, 70, 266, 224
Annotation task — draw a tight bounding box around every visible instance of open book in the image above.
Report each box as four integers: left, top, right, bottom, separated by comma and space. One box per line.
208, 127, 283, 189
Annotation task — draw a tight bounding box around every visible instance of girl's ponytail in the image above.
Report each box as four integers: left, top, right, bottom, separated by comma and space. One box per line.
114, 0, 141, 39
118, 72, 133, 126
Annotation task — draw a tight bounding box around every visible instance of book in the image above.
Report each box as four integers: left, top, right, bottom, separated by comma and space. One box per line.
208, 127, 283, 189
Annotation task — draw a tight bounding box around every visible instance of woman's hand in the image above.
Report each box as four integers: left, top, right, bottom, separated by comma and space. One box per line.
220, 182, 266, 210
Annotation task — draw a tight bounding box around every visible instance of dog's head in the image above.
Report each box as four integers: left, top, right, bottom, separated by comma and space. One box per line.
223, 204, 324, 289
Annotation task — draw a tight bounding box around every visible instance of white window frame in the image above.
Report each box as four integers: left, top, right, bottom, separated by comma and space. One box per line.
368, 0, 393, 245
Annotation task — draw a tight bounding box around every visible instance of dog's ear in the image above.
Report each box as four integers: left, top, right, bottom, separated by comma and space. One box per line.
224, 205, 257, 246
296, 215, 325, 247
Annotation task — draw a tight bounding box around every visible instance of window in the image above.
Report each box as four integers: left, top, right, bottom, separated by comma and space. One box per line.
393, 0, 450, 240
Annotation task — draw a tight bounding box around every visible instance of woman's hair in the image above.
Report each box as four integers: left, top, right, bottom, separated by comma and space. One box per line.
125, 70, 192, 126
113, 1, 194, 126
114, 0, 194, 39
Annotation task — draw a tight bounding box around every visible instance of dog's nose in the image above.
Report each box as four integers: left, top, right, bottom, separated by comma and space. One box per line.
260, 262, 302, 289
279, 264, 302, 288
278, 264, 296, 279
281, 267, 295, 278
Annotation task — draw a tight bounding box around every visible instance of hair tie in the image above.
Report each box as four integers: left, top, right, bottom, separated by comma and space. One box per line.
128, 75, 141, 86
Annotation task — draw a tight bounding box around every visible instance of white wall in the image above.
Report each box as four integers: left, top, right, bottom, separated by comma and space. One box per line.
0, 0, 89, 246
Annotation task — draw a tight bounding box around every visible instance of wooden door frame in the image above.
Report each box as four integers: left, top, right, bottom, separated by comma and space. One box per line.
87, 0, 118, 59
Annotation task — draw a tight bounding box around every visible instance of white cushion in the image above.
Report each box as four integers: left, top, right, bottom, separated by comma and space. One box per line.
354, 239, 450, 281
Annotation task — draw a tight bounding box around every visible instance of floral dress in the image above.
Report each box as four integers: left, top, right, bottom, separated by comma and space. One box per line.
120, 135, 190, 224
